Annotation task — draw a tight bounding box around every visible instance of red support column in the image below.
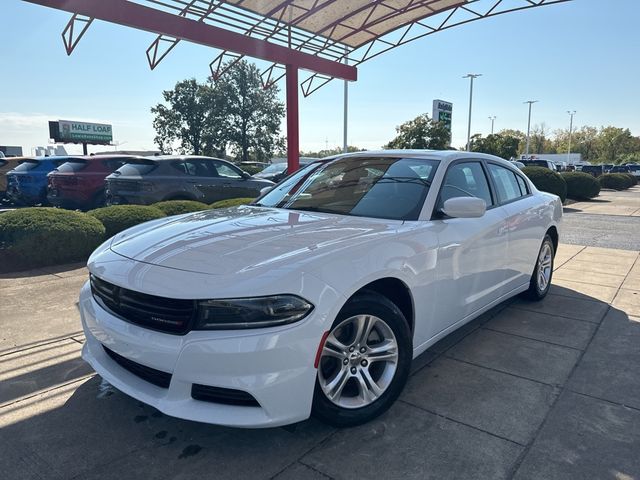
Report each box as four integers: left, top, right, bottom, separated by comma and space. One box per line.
286, 64, 300, 173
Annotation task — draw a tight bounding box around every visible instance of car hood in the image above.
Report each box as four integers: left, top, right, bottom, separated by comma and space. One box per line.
109, 206, 401, 276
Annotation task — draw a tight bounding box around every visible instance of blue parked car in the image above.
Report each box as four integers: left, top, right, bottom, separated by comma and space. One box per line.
6, 156, 80, 205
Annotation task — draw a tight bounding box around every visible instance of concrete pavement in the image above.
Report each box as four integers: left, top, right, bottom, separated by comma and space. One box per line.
1, 245, 639, 479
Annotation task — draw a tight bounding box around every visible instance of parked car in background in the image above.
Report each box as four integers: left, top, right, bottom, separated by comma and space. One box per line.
47, 155, 141, 209
602, 164, 614, 173
520, 159, 558, 171
580, 165, 604, 177
1, 157, 30, 201
625, 164, 640, 177
609, 165, 630, 174
81, 150, 562, 428
254, 157, 320, 183
6, 156, 78, 205
105, 155, 274, 205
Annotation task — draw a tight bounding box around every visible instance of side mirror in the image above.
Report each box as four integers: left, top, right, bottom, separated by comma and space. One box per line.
241, 171, 251, 180
259, 186, 273, 196
441, 197, 486, 219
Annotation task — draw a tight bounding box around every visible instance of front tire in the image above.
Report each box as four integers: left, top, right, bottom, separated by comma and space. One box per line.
523, 234, 555, 301
312, 292, 412, 427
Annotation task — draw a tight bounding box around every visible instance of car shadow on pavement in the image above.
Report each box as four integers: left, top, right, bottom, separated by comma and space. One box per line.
2, 287, 639, 480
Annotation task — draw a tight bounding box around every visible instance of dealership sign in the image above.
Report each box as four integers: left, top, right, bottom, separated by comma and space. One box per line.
432, 99, 452, 131
49, 120, 113, 145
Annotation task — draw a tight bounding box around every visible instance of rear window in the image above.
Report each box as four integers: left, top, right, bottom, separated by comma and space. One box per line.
114, 160, 157, 176
56, 160, 88, 173
13, 160, 39, 172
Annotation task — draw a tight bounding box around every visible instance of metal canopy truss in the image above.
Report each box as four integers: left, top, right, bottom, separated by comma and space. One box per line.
299, 0, 573, 96
24, 0, 571, 174
132, 0, 571, 95
61, 13, 93, 56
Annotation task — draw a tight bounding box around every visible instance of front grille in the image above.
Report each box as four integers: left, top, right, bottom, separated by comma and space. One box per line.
103, 345, 172, 389
191, 384, 260, 407
90, 275, 195, 335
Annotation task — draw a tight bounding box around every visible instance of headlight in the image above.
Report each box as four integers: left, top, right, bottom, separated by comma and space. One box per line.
194, 295, 314, 330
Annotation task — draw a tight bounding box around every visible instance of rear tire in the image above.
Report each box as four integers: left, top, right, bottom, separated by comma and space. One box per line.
523, 234, 554, 301
312, 292, 412, 427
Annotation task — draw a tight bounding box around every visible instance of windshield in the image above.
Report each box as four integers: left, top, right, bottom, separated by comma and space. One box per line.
256, 156, 439, 221
13, 160, 39, 172
259, 163, 287, 175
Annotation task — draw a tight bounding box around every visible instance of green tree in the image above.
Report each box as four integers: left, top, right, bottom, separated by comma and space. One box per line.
470, 133, 521, 159
596, 126, 635, 164
384, 113, 450, 150
221, 60, 285, 162
151, 61, 285, 161
151, 78, 228, 156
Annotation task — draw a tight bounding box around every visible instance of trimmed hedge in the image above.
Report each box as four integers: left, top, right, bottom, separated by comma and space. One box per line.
623, 173, 638, 186
0, 208, 105, 272
598, 173, 634, 191
210, 197, 255, 209
560, 172, 600, 200
88, 205, 166, 238
152, 200, 209, 216
522, 166, 567, 202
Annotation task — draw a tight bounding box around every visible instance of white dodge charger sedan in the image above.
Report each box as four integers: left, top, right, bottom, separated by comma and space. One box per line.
79, 150, 562, 428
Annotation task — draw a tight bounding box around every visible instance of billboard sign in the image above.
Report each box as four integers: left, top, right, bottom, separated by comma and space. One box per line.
49, 120, 113, 145
432, 99, 453, 131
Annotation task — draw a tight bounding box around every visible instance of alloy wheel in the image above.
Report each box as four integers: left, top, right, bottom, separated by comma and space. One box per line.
318, 314, 399, 409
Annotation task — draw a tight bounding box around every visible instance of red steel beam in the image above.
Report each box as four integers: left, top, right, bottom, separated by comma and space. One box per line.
23, 0, 357, 81
285, 65, 300, 173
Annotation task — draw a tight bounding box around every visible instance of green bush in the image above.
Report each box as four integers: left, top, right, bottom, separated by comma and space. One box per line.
210, 197, 255, 209
0, 207, 105, 272
622, 173, 638, 186
522, 167, 567, 202
88, 205, 166, 238
152, 200, 209, 216
598, 173, 634, 191
560, 172, 600, 200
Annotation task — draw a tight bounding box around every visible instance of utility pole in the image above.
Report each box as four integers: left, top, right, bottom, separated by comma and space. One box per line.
524, 100, 538, 157
488, 116, 496, 135
567, 110, 576, 163
464, 74, 482, 151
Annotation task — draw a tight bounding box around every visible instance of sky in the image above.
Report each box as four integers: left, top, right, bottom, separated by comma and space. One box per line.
1, 0, 639, 156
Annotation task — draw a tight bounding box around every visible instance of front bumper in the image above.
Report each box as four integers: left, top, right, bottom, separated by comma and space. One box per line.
79, 279, 337, 428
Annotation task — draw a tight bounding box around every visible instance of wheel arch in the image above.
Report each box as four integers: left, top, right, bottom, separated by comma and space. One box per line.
546, 225, 559, 255
347, 277, 415, 334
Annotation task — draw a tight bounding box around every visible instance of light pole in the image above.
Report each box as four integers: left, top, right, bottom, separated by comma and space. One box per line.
488, 116, 496, 135
567, 110, 576, 163
464, 73, 482, 151
524, 100, 538, 157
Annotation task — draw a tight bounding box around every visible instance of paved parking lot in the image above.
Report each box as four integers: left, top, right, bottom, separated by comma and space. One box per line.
1, 243, 640, 479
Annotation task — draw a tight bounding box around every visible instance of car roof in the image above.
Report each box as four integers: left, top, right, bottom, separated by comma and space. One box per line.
145, 155, 228, 162
323, 149, 513, 168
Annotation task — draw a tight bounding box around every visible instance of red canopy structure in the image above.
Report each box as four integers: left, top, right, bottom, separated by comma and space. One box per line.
25, 0, 572, 172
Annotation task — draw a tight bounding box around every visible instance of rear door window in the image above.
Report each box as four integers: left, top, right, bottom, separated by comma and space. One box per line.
173, 160, 216, 177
